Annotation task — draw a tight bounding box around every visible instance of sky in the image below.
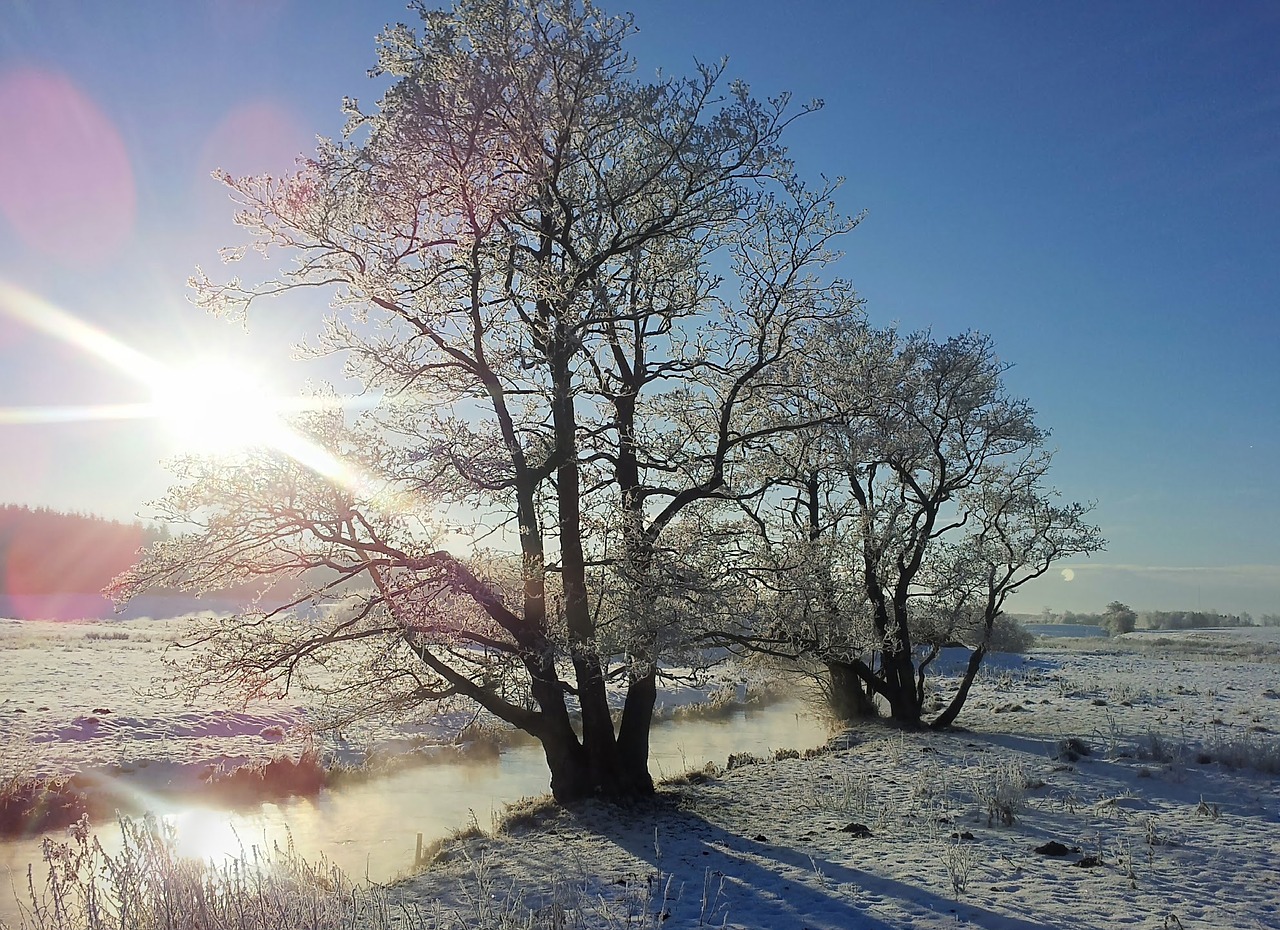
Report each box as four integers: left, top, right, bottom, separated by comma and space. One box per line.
0, 0, 1278, 618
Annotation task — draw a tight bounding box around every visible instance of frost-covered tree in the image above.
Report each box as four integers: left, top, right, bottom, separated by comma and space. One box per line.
920, 451, 1103, 727
1103, 600, 1137, 635
753, 329, 1103, 727
112, 0, 861, 801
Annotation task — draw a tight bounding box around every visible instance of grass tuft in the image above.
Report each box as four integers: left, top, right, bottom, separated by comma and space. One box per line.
10, 814, 410, 930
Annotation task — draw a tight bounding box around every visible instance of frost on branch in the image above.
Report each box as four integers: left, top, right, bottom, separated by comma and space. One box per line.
122, 0, 864, 802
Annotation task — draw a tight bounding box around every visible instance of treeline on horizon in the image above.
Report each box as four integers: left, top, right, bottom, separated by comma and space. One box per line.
0, 504, 331, 621
0, 504, 167, 598
5, 504, 1271, 634
1031, 606, 1279, 632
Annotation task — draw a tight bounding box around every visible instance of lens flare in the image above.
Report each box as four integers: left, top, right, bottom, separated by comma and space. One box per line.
0, 281, 374, 495
149, 357, 284, 453
163, 808, 252, 863
0, 68, 136, 264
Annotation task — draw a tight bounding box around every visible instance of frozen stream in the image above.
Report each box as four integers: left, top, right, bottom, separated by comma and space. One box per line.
1, 699, 832, 918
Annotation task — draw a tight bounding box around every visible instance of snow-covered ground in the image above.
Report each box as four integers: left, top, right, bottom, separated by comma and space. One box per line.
4, 619, 1280, 928
1, 618, 310, 791
388, 643, 1280, 929
0, 617, 764, 786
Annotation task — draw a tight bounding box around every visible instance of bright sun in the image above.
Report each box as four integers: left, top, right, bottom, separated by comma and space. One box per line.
149, 357, 284, 453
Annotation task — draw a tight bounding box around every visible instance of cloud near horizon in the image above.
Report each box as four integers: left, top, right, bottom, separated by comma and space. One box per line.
1064, 563, 1280, 580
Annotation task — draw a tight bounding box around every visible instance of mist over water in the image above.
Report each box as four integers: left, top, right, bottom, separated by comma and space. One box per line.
0, 699, 832, 915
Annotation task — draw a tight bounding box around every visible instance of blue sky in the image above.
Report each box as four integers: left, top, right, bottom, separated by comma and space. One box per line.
1, 1, 1277, 617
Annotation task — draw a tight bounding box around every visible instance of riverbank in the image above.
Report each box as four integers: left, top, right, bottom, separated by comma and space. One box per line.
390, 648, 1280, 929
0, 616, 795, 837
2, 614, 836, 924
5, 620, 1280, 927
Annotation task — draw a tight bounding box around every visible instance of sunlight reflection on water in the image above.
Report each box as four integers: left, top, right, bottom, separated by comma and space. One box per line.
0, 698, 832, 914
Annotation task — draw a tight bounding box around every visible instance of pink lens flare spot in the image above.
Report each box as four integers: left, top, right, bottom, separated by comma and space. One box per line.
197, 99, 313, 188
0, 68, 137, 265
0, 310, 27, 351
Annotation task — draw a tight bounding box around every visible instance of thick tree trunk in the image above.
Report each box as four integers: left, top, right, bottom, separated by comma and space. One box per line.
550, 340, 617, 798
825, 659, 879, 720
538, 675, 657, 802
617, 668, 657, 794
540, 727, 589, 802
879, 598, 924, 726
929, 644, 986, 730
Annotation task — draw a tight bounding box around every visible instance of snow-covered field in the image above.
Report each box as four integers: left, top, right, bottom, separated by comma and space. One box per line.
4, 619, 1280, 928
1, 618, 313, 794
0, 618, 761, 786
398, 644, 1280, 929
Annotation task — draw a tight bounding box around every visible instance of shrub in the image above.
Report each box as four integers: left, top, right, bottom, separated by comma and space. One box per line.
204, 749, 326, 806
988, 616, 1036, 654
1055, 737, 1092, 763
82, 630, 130, 641
971, 759, 1032, 826
1202, 731, 1280, 775
1135, 731, 1183, 765
725, 752, 765, 770
0, 775, 88, 836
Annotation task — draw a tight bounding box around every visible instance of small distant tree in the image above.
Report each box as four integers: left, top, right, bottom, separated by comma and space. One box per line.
1060, 610, 1104, 626
1103, 600, 1137, 635
113, 0, 862, 802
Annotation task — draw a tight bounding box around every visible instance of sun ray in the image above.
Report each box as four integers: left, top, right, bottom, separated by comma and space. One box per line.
0, 402, 154, 424
0, 280, 165, 384
0, 280, 386, 501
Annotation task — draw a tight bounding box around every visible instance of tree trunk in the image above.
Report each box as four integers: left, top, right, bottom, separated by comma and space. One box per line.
929, 644, 986, 730
825, 659, 879, 720
540, 726, 590, 802
879, 646, 923, 726
617, 668, 657, 791
538, 676, 657, 802
548, 337, 643, 800
879, 598, 924, 726
539, 736, 656, 803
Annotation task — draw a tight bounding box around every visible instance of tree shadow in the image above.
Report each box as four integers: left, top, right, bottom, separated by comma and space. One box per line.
559, 794, 1065, 930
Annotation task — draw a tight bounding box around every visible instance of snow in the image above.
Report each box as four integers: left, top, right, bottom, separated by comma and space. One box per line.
397, 647, 1280, 928
4, 618, 1280, 928
0, 618, 772, 782
1, 619, 311, 784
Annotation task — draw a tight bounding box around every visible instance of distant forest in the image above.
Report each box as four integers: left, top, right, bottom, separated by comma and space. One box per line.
4, 504, 1271, 630
1033, 606, 1278, 632
0, 505, 168, 619
0, 505, 321, 621
0, 504, 165, 594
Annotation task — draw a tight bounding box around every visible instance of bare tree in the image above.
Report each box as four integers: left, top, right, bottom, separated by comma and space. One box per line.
113, 0, 861, 801
920, 452, 1104, 728
754, 328, 1103, 727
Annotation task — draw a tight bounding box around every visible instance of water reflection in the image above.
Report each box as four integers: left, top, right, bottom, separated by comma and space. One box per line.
1, 698, 831, 917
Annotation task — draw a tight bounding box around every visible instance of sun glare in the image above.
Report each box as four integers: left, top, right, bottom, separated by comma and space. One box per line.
149, 358, 283, 454
0, 281, 376, 493
164, 807, 252, 863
